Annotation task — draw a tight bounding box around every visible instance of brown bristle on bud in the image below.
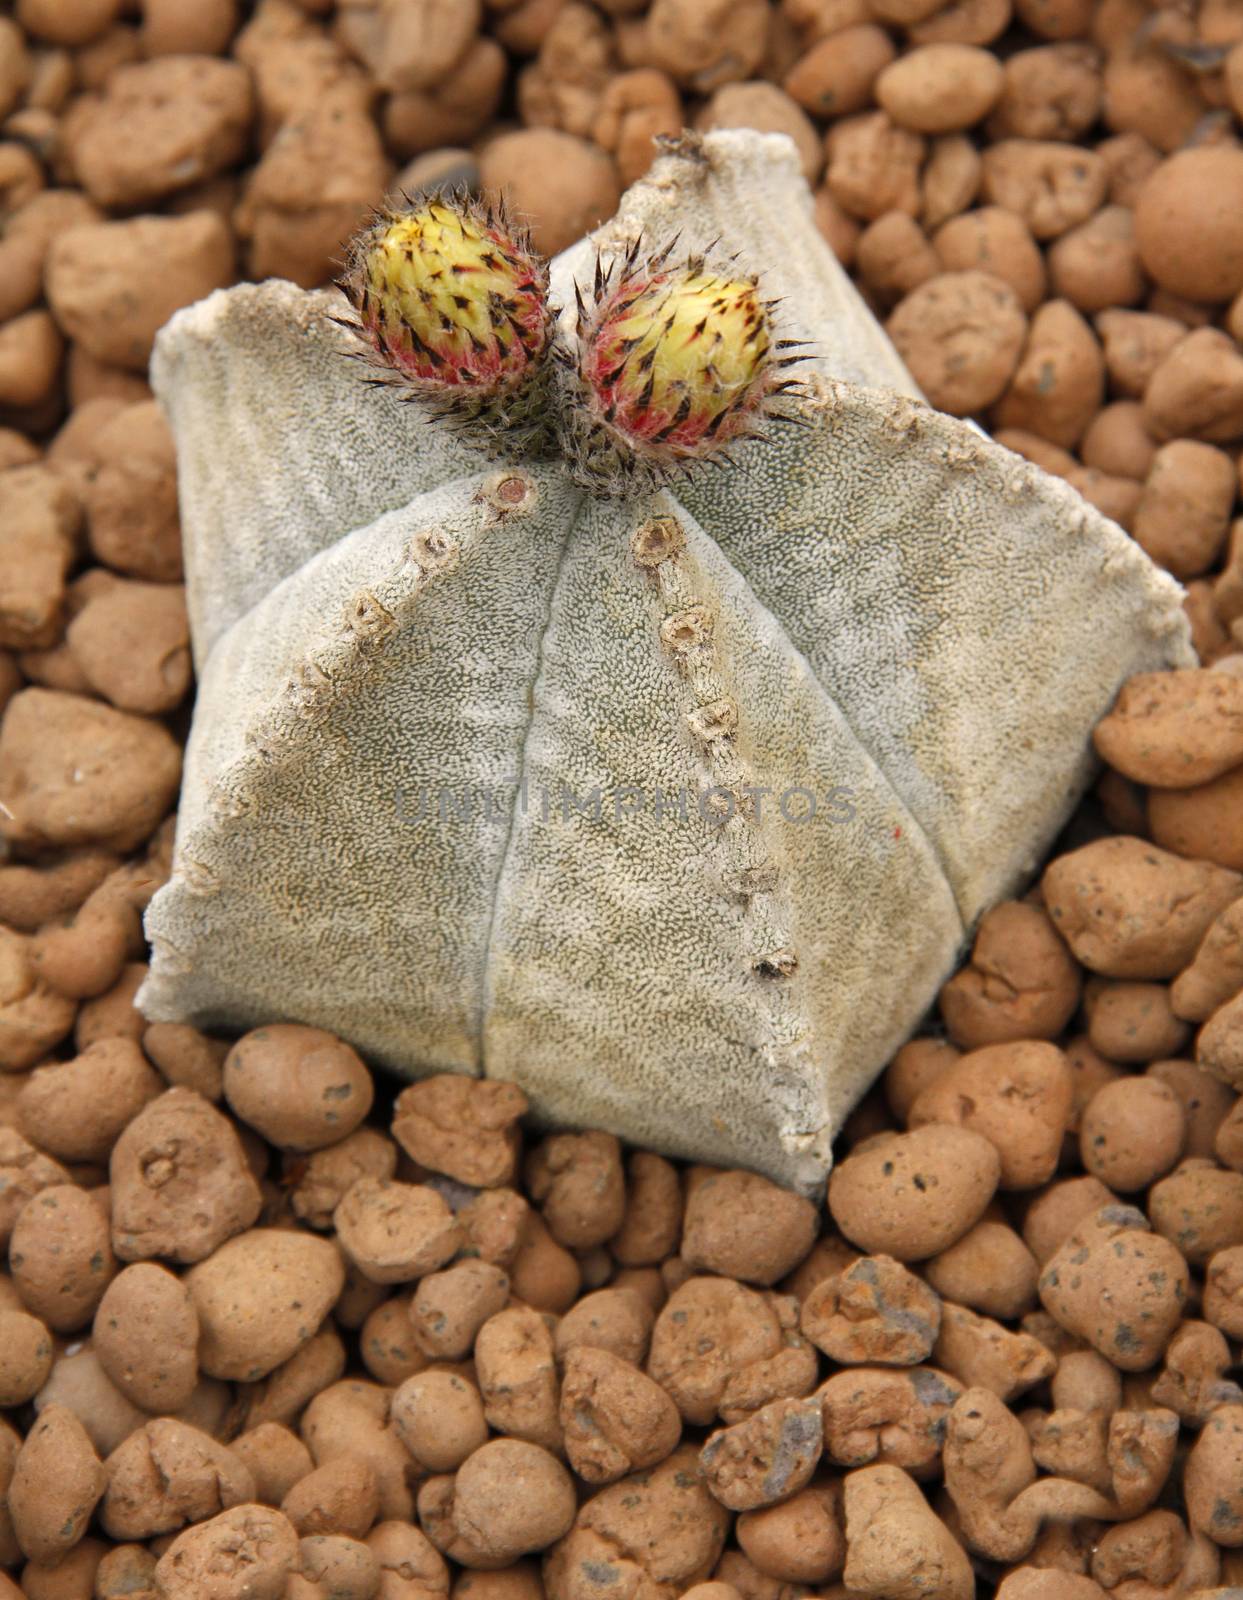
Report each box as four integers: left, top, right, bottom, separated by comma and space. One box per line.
339, 194, 554, 457
560, 239, 802, 495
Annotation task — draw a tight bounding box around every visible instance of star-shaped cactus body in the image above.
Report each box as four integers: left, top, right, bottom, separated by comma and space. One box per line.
138, 132, 1194, 1192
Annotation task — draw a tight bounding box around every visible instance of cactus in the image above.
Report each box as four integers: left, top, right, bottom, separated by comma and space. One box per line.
138, 132, 1193, 1193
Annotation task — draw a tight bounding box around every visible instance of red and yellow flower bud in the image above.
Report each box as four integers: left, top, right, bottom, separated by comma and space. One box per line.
562, 244, 797, 493
341, 196, 552, 453
589, 270, 769, 446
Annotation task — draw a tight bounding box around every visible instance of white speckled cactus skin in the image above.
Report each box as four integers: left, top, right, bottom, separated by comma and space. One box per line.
138, 132, 1194, 1193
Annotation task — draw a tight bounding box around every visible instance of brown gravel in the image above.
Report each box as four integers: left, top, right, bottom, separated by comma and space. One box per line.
4, 1, 1243, 1597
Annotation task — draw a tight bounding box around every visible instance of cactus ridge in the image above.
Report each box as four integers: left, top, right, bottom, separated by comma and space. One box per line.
337, 190, 556, 458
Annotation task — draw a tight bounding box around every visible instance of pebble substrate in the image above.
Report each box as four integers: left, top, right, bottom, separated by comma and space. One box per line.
4, 0, 1243, 1597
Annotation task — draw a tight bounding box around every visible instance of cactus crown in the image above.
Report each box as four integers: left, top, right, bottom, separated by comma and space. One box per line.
340, 198, 804, 494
